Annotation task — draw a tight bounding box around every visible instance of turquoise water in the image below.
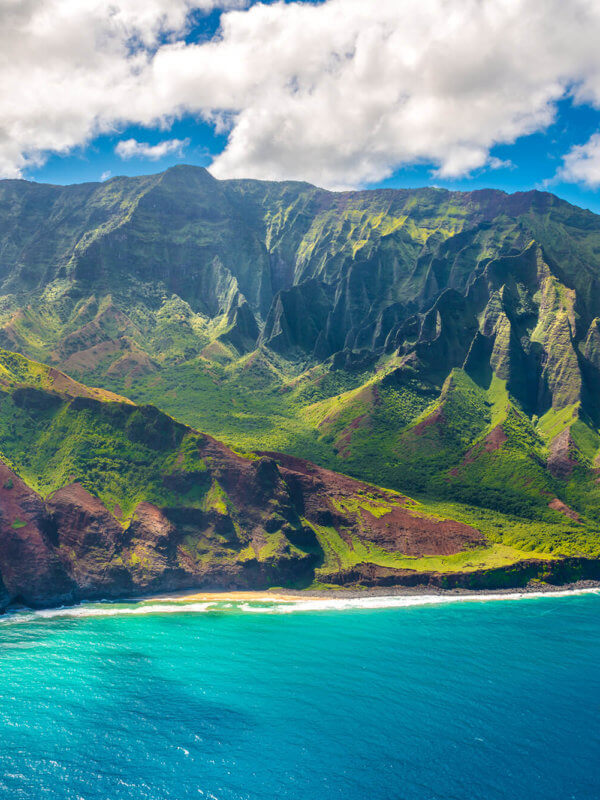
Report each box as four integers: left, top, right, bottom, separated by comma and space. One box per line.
1, 592, 599, 800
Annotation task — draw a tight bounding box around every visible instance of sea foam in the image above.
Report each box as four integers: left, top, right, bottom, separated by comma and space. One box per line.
1, 587, 599, 625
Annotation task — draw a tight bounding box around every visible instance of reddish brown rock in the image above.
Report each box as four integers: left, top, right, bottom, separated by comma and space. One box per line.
1, 427, 564, 613
0, 462, 74, 607
0, 439, 322, 610
548, 497, 581, 522
262, 452, 484, 556
46, 483, 132, 597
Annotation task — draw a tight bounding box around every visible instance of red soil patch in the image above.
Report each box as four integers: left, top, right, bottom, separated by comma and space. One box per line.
106, 349, 156, 379
548, 497, 581, 522
48, 367, 131, 404
60, 307, 135, 359
356, 505, 484, 556
260, 451, 484, 557
335, 413, 368, 459
411, 406, 444, 435
482, 425, 508, 452
63, 339, 123, 372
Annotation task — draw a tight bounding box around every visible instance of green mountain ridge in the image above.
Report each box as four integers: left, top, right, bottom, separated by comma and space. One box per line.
4, 347, 588, 611
1, 165, 600, 600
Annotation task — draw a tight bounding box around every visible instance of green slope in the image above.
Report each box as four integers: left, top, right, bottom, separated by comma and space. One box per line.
2, 346, 599, 614
7, 347, 597, 612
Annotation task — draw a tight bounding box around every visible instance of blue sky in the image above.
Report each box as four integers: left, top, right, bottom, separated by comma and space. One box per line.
379, 101, 600, 213
31, 99, 600, 214
8, 0, 600, 213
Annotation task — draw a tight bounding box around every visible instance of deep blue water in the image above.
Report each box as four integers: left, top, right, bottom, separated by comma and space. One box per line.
1, 592, 599, 800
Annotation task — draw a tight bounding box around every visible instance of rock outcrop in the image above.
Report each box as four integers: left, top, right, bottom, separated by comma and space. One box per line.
0, 359, 504, 611
0, 439, 496, 610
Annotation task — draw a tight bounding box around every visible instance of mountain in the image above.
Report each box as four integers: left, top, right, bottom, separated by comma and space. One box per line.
1, 166, 600, 602
1, 348, 598, 611
3, 347, 583, 612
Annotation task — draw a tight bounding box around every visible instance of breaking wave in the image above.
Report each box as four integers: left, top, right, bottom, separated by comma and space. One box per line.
1, 587, 599, 625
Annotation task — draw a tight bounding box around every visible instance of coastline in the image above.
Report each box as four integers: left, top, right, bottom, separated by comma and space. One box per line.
134, 578, 600, 605
2, 579, 599, 622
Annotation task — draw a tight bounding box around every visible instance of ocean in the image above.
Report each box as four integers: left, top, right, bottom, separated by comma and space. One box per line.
1, 591, 599, 800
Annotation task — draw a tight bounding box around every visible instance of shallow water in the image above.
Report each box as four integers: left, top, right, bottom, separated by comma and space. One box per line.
1, 591, 599, 799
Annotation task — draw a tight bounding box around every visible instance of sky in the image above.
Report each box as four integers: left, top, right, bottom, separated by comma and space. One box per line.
5, 0, 600, 212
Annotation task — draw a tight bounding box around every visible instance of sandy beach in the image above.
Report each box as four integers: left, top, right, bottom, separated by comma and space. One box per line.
143, 579, 600, 605
2, 582, 599, 623
148, 590, 323, 603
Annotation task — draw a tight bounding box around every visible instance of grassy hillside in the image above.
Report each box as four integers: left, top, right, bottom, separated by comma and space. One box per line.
1, 347, 599, 613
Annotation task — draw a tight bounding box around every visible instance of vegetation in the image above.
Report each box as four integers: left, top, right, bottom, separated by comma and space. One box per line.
2, 168, 600, 586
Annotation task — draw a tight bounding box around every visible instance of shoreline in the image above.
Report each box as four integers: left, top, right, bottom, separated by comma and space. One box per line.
2, 579, 600, 621
138, 578, 600, 604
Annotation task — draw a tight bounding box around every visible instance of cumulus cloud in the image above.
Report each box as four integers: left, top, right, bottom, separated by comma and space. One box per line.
487, 157, 514, 171
0, 0, 243, 177
556, 133, 600, 187
4, 0, 600, 187
115, 137, 190, 159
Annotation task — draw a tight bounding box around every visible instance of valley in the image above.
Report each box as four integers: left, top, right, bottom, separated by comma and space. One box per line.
1, 166, 600, 606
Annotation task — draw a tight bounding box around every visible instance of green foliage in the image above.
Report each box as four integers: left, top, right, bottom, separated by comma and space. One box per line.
3, 170, 600, 573
79, 354, 600, 559
0, 389, 214, 519
202, 480, 229, 515
307, 518, 554, 576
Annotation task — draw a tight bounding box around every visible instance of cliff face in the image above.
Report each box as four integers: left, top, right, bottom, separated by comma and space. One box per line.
0, 453, 317, 610
1, 169, 599, 424
1, 169, 599, 421
0, 446, 487, 610
1, 169, 599, 409
0, 349, 507, 611
1, 170, 600, 600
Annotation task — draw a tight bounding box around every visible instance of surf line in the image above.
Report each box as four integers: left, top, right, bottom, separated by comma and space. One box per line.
1, 587, 599, 624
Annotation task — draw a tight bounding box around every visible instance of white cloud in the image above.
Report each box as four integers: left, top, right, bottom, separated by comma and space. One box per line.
0, 0, 244, 178
195, 0, 599, 187
100, 170, 112, 181
115, 137, 190, 160
488, 157, 514, 171
4, 0, 600, 187
556, 133, 600, 187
